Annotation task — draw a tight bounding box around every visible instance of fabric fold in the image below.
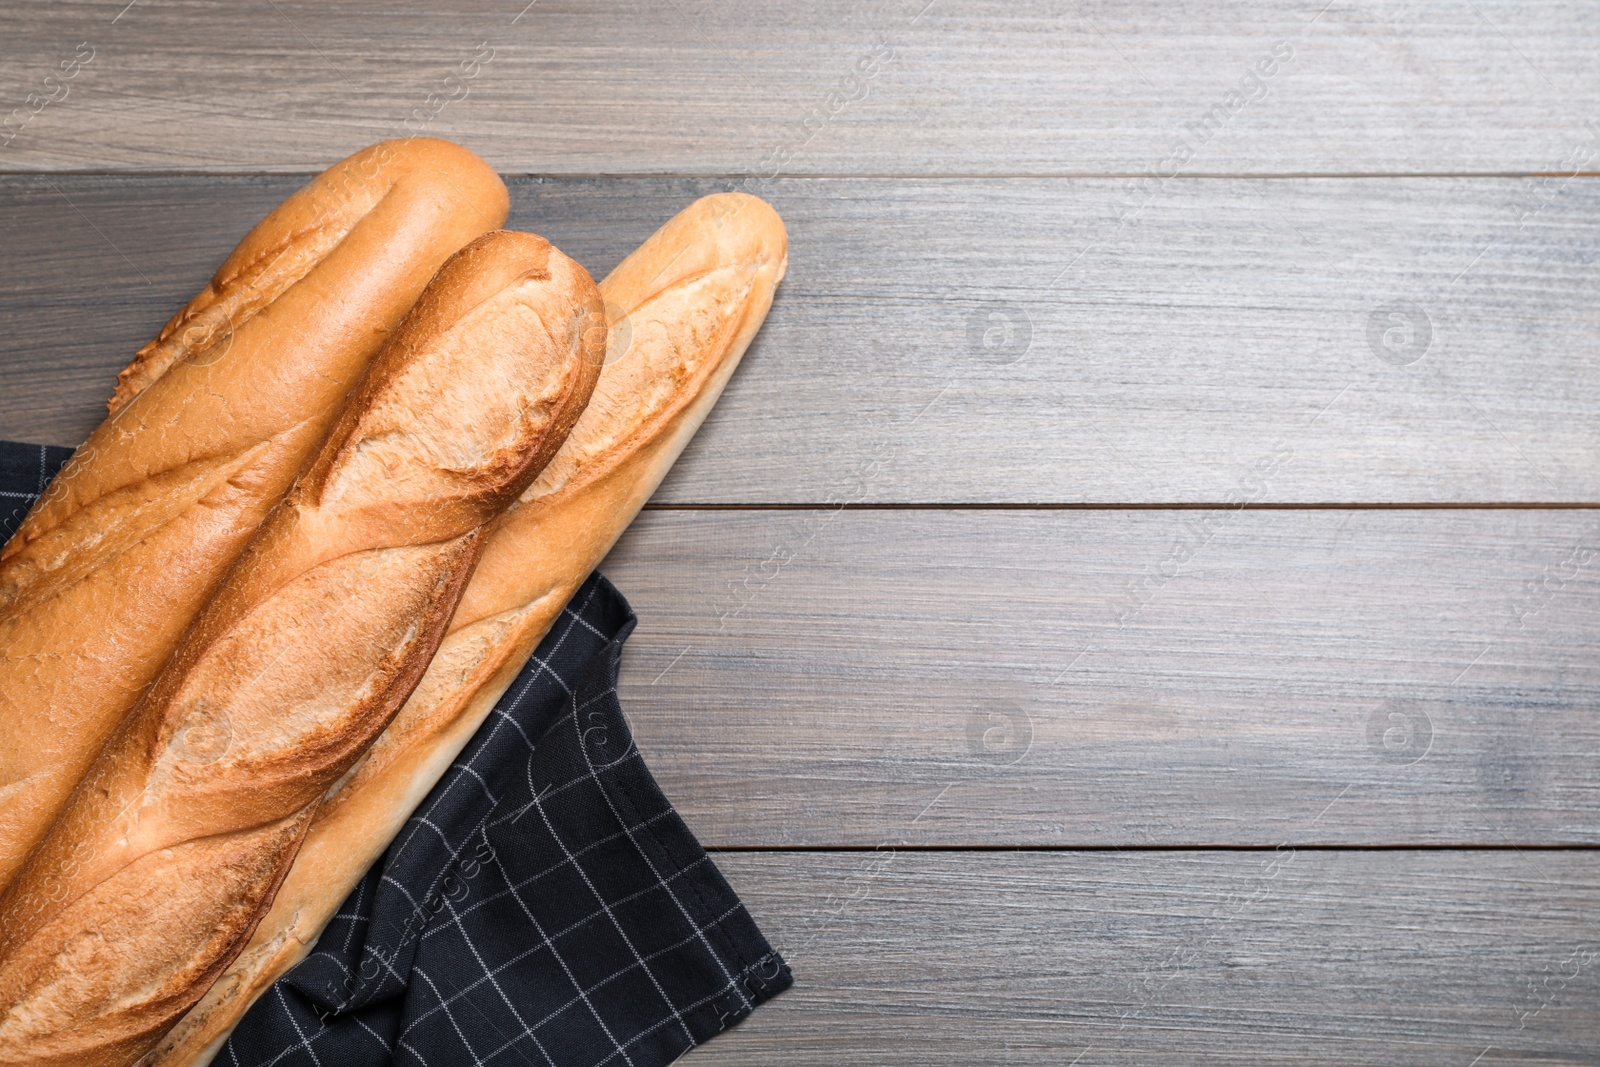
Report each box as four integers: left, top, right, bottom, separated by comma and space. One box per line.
0, 439, 790, 1067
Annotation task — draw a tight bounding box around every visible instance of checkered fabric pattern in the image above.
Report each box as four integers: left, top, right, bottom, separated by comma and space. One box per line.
0, 441, 72, 541
0, 439, 791, 1067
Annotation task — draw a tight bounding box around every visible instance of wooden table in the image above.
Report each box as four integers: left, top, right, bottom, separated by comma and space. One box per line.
3, 2, 1598, 1062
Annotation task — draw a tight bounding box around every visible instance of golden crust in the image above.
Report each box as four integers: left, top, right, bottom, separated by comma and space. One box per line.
0, 140, 509, 895
153, 192, 787, 1067
0, 230, 603, 1067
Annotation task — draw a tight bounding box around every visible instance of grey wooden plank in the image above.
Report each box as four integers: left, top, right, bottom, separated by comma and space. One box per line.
696, 851, 1600, 1065
3, 175, 1599, 503
605, 509, 1600, 847
1, 1, 1597, 175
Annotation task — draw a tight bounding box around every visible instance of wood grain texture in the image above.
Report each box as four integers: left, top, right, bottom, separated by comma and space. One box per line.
1, 1, 1598, 175
3, 175, 1599, 503
606, 509, 1600, 847
695, 851, 1600, 1065
3, 5, 1598, 1061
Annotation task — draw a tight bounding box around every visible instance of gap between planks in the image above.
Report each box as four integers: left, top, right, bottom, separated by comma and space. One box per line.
642, 502, 1600, 510
703, 843, 1600, 853
2, 171, 1598, 181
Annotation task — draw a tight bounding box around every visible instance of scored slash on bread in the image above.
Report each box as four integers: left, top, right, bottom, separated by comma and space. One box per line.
0, 230, 606, 1067
0, 139, 510, 896
153, 191, 789, 1067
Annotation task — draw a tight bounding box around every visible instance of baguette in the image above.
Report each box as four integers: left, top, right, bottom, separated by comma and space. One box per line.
156, 192, 788, 1065
0, 138, 509, 891
0, 230, 606, 1067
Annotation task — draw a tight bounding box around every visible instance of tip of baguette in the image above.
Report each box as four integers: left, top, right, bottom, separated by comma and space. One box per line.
510, 193, 786, 508
299, 229, 604, 529
107, 139, 508, 419
609, 191, 788, 304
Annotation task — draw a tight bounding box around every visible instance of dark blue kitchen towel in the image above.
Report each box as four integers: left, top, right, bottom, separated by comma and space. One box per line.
0, 439, 790, 1067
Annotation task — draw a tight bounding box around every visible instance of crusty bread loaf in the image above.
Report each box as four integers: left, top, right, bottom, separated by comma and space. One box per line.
155, 192, 789, 1066
0, 230, 606, 1067
0, 139, 509, 892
